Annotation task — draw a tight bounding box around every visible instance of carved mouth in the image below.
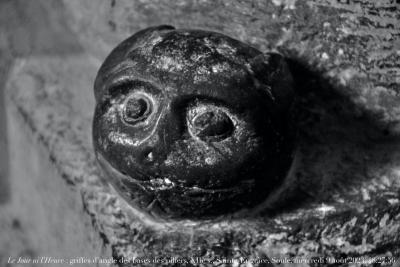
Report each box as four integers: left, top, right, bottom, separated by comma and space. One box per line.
97, 152, 256, 194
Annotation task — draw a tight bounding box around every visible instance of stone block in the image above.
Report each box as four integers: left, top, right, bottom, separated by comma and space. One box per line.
0, 0, 399, 266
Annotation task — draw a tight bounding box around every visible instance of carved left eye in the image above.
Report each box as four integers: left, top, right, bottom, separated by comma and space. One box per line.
123, 94, 153, 124
191, 109, 234, 142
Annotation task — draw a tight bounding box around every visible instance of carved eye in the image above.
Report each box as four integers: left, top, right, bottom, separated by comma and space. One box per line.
123, 94, 153, 124
191, 109, 234, 142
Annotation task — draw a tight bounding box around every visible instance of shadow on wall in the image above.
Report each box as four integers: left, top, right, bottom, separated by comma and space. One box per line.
0, 0, 84, 204
260, 57, 399, 215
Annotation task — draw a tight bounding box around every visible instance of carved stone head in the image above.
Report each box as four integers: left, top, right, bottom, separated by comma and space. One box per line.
93, 25, 296, 219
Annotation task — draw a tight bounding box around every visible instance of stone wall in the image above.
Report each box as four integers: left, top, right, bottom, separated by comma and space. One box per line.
0, 0, 399, 266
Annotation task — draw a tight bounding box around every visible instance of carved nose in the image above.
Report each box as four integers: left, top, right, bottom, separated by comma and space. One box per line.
135, 130, 165, 165
139, 146, 156, 164
144, 150, 154, 162
136, 113, 181, 165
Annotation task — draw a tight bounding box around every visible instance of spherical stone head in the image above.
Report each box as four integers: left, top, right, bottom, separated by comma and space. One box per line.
93, 25, 296, 219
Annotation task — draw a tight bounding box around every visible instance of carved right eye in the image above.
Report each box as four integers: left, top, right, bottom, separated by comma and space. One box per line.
191, 109, 234, 142
122, 94, 153, 124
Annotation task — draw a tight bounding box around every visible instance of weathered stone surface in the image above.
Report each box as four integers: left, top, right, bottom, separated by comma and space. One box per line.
1, 0, 399, 266
2, 55, 110, 266
0, 50, 12, 205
